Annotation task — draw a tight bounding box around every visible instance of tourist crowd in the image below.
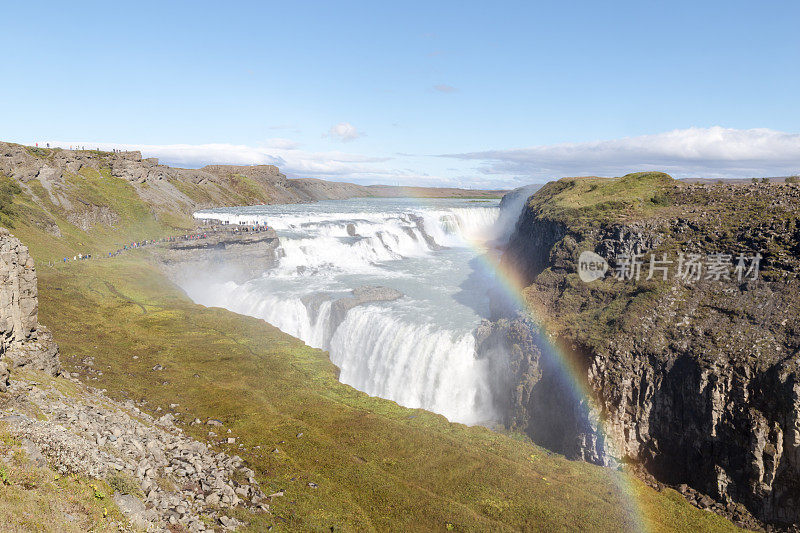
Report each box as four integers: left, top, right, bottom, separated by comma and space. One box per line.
54, 223, 271, 265
107, 231, 211, 258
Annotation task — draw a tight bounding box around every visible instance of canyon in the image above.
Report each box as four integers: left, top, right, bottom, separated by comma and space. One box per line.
160, 173, 800, 528
0, 143, 772, 531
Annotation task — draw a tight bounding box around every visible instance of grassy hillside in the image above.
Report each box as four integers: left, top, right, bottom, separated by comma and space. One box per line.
33, 256, 741, 532
2, 167, 182, 263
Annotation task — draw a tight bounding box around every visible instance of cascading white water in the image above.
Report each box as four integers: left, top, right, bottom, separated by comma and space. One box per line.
329, 306, 495, 423
185, 198, 506, 425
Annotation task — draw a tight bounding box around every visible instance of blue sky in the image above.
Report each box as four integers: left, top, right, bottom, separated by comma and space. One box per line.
2, 1, 799, 187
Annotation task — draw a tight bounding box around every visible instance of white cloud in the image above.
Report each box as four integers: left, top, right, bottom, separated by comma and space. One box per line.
445, 127, 800, 180
433, 84, 458, 93
47, 140, 453, 186
326, 122, 361, 142
47, 126, 800, 190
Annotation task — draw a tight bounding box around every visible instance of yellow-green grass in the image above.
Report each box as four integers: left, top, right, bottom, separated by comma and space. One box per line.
36, 257, 742, 532
4, 168, 189, 263
0, 424, 126, 532
528, 172, 677, 227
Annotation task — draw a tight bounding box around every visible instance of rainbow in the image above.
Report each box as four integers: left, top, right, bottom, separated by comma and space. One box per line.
195, 193, 652, 530
413, 194, 650, 532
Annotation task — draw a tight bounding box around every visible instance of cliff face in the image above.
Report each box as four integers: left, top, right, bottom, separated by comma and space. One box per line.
487, 174, 800, 526
0, 228, 60, 389
154, 228, 282, 283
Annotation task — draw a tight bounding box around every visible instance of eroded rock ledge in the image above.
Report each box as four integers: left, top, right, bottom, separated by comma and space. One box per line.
154, 228, 281, 284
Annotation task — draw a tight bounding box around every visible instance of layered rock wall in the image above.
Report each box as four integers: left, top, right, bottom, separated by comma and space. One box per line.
485, 182, 800, 526
0, 228, 60, 389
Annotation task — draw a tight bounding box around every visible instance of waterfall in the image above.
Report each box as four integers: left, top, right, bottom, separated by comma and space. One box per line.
186, 199, 510, 425
329, 306, 495, 424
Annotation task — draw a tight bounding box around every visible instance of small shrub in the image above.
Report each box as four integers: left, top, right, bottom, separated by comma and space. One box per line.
785, 176, 800, 184
89, 483, 105, 500
107, 472, 143, 498
650, 191, 673, 207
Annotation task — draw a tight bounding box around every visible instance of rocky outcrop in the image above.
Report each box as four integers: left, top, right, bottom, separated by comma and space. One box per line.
329, 286, 403, 331
1, 374, 269, 532
0, 228, 60, 389
486, 179, 800, 527
301, 286, 404, 342
154, 228, 281, 284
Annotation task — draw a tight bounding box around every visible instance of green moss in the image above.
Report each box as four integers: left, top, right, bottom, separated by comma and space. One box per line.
24, 147, 51, 158
0, 173, 22, 227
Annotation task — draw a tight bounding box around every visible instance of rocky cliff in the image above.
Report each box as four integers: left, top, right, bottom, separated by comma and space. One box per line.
0, 227, 60, 389
154, 228, 282, 284
484, 173, 800, 527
